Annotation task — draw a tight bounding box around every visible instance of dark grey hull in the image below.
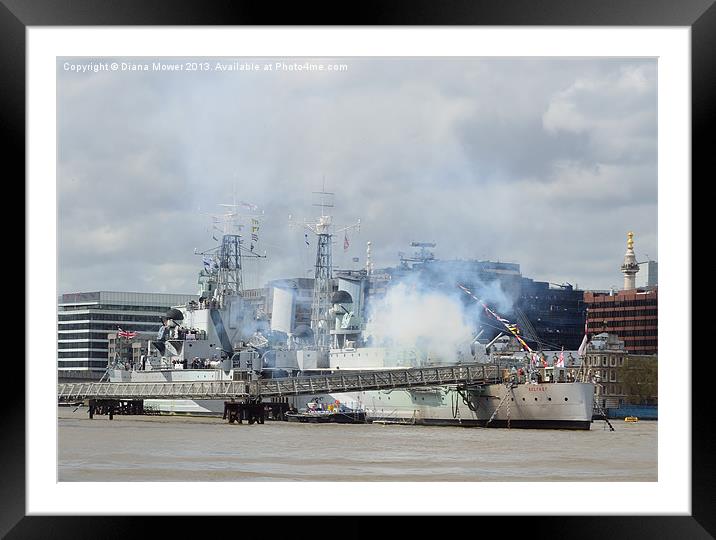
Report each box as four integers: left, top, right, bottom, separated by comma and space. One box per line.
286, 412, 368, 424
369, 415, 592, 430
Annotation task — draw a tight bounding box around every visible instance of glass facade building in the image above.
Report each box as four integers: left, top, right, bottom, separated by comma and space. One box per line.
57, 291, 197, 377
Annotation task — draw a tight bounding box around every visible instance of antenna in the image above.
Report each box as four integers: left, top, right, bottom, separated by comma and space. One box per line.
290, 182, 360, 349
196, 201, 266, 306
400, 241, 436, 267
312, 177, 335, 219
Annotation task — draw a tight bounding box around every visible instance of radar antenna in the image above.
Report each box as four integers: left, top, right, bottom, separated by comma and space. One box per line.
195, 202, 265, 307
399, 242, 436, 268
289, 182, 360, 350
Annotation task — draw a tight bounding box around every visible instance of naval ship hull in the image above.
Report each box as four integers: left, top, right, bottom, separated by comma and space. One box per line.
295, 381, 595, 430
108, 369, 594, 429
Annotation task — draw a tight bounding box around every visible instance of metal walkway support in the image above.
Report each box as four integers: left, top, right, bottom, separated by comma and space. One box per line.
58, 363, 502, 402
58, 380, 251, 402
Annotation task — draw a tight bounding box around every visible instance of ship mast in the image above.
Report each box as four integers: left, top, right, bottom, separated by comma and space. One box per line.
196, 202, 265, 308
291, 184, 360, 350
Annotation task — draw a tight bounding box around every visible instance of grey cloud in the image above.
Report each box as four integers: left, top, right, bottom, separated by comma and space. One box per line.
57, 57, 657, 294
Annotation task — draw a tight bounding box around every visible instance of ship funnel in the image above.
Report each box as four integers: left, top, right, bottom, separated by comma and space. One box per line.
270, 285, 296, 334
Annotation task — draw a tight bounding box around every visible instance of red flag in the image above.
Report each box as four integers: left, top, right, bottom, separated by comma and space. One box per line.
344, 233, 350, 251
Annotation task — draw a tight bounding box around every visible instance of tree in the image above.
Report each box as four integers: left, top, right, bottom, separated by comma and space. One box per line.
617, 356, 658, 405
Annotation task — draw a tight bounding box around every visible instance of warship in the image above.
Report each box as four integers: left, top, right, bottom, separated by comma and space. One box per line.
280, 193, 595, 429
107, 197, 595, 428
287, 282, 595, 429
106, 203, 272, 414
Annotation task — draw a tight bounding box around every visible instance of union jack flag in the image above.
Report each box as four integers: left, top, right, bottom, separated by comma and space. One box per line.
117, 327, 137, 339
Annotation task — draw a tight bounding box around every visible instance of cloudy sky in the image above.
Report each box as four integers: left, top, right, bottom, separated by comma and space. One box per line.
57, 57, 657, 295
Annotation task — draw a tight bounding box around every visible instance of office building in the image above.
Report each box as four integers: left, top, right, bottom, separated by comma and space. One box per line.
57, 291, 197, 378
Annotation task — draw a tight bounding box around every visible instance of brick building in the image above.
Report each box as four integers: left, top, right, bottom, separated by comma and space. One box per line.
583, 288, 657, 355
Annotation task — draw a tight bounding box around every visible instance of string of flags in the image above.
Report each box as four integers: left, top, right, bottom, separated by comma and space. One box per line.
250, 218, 260, 252
457, 283, 533, 353
459, 283, 575, 369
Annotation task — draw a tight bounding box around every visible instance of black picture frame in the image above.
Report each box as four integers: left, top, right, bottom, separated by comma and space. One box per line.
6, 1, 708, 537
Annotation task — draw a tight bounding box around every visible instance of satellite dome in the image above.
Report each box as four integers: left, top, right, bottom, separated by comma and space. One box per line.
331, 290, 353, 304
293, 325, 313, 338
165, 308, 184, 321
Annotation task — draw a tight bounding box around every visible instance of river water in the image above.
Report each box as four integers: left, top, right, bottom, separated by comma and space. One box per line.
58, 407, 657, 482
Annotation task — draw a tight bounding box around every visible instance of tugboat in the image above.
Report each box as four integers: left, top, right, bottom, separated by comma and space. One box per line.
286, 399, 368, 424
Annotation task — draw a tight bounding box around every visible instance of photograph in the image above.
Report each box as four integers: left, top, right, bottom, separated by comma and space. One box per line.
9, 11, 705, 534
55, 55, 659, 482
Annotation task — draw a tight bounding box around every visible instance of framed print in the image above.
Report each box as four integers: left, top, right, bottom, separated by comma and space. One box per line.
7, 0, 710, 537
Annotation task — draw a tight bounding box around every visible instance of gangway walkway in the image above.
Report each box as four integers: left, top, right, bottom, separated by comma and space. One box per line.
57, 363, 502, 402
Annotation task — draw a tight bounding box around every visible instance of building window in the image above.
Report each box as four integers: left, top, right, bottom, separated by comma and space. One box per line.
610, 357, 616, 367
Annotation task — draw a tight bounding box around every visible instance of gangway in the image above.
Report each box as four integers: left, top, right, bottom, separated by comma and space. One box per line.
57, 363, 501, 402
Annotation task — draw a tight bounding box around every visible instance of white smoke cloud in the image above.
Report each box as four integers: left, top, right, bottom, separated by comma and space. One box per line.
362, 263, 524, 362
363, 274, 475, 361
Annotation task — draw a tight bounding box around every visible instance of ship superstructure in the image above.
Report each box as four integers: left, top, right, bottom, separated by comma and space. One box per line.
285, 206, 595, 429
106, 196, 594, 427
107, 203, 270, 412
289, 273, 595, 429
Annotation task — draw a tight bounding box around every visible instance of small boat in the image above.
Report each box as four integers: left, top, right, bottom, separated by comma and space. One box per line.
286, 401, 367, 424
285, 410, 367, 424
624, 416, 639, 422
